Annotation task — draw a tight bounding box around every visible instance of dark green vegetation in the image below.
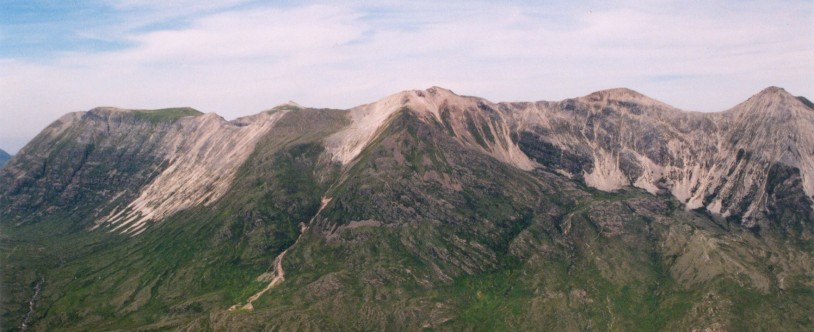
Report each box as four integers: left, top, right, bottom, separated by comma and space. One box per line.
798, 96, 814, 111
1, 98, 813, 331
132, 107, 203, 123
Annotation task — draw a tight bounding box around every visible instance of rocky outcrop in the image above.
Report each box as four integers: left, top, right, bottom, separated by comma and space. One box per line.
506, 87, 813, 231
94, 111, 287, 235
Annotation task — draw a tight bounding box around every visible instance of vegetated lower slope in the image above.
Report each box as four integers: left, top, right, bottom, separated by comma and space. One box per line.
1, 88, 813, 331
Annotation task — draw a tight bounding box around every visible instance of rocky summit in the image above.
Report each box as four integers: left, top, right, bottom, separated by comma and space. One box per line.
1, 87, 813, 331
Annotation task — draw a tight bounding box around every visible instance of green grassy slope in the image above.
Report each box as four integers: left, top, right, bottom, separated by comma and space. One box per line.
131, 107, 203, 123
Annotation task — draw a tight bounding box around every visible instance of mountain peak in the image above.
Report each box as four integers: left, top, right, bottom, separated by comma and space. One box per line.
89, 106, 128, 113
583, 88, 655, 104
592, 87, 645, 98
757, 86, 788, 96
271, 101, 303, 111
580, 87, 673, 111
747, 86, 798, 103
425, 86, 457, 96
730, 86, 805, 117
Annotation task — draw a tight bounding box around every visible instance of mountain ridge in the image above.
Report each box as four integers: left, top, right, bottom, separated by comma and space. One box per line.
68, 85, 807, 123
1, 86, 813, 330
3, 86, 812, 235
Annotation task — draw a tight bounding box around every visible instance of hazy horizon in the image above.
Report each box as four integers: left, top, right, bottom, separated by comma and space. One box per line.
2, 0, 812, 153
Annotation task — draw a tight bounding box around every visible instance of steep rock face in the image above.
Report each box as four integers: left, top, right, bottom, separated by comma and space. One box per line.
507, 87, 813, 231
506, 88, 723, 197
1, 108, 186, 225
0, 107, 286, 234
321, 86, 813, 233
324, 87, 535, 170
95, 111, 287, 235
717, 88, 814, 228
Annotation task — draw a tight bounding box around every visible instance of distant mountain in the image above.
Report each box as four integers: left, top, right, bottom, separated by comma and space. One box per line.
0, 148, 9, 168
1, 89, 812, 331
799, 96, 814, 110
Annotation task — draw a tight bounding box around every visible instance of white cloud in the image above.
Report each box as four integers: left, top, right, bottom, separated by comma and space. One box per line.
111, 6, 362, 63
1, 1, 812, 153
105, 0, 249, 9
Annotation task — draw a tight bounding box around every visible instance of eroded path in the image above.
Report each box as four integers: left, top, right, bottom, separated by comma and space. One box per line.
20, 277, 43, 331
229, 249, 288, 311
229, 196, 332, 311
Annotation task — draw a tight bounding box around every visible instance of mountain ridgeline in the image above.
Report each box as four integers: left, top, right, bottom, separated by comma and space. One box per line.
1, 87, 813, 331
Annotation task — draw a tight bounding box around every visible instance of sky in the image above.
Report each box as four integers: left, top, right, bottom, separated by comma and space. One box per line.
1, 0, 812, 153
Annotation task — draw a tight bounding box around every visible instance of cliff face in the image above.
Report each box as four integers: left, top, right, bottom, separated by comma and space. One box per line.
322, 86, 813, 233
1, 108, 184, 226
519, 87, 813, 231
0, 107, 286, 233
